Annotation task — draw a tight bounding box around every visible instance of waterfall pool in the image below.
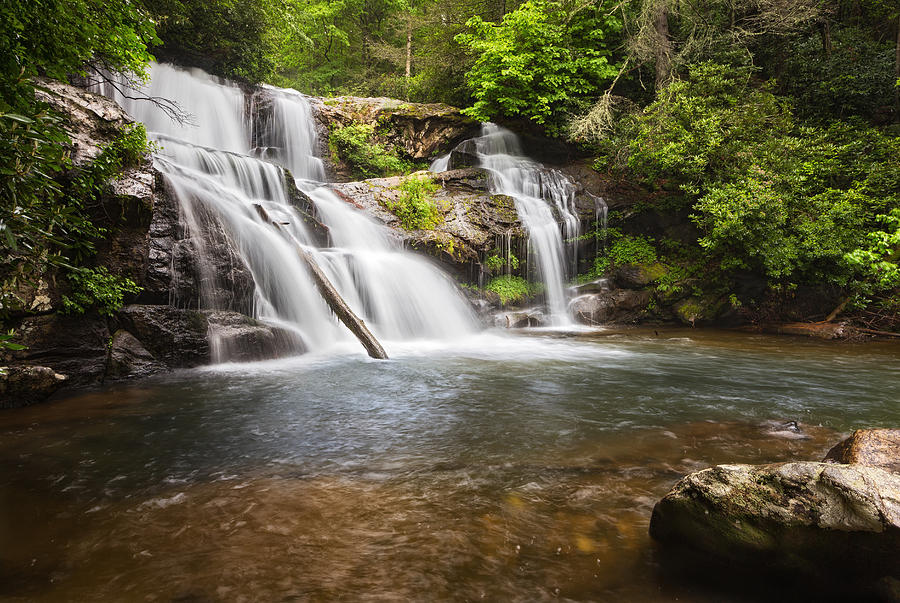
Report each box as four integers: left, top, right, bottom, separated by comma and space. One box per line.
2, 329, 898, 601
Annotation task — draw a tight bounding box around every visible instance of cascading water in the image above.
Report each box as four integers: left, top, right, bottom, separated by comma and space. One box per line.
431, 124, 580, 325
95, 62, 478, 359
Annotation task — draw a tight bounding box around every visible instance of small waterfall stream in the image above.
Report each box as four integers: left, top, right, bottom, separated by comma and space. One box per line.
431, 124, 581, 325
96, 62, 477, 358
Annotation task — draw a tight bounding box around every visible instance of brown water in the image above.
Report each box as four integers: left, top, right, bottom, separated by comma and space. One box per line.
2, 329, 898, 601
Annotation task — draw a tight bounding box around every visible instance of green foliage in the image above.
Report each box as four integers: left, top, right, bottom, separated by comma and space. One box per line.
456, 0, 621, 130
383, 174, 443, 230
589, 231, 658, 277
0, 331, 26, 352
485, 251, 519, 274
1, 123, 152, 316
329, 123, 411, 179
485, 275, 531, 305
590, 56, 899, 306
845, 209, 900, 295
142, 0, 277, 83
62, 267, 141, 317
0, 0, 157, 88
781, 27, 897, 121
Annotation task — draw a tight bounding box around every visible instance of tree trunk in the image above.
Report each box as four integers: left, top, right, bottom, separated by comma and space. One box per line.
405, 16, 412, 101
294, 244, 389, 360
895, 14, 899, 109
654, 3, 672, 90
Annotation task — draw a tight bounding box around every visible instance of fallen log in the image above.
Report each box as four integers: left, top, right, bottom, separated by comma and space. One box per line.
253, 204, 388, 359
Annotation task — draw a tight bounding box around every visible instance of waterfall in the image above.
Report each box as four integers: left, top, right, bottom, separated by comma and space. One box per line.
432, 124, 580, 325
95, 62, 478, 359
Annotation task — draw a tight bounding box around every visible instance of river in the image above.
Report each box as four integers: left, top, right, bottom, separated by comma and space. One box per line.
2, 329, 898, 601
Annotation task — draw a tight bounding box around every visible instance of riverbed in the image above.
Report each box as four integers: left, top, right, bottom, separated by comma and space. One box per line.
2, 328, 898, 601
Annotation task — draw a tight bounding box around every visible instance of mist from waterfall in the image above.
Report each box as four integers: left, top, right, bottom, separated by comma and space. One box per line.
95, 62, 478, 359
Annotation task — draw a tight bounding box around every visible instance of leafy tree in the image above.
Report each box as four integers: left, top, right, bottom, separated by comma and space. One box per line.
456, 0, 622, 130
141, 0, 279, 84
1, 1, 157, 317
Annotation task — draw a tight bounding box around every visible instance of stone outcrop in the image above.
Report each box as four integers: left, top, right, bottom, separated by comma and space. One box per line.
650, 456, 900, 596
569, 289, 652, 325
0, 366, 68, 409
313, 96, 480, 178
331, 168, 527, 281
826, 429, 900, 474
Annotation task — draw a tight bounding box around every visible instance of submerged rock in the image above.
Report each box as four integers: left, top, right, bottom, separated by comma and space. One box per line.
650, 461, 900, 591
825, 429, 900, 474
0, 366, 68, 408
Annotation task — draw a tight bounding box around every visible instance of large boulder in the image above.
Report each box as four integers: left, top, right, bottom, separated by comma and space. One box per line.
650, 461, 900, 591
569, 289, 651, 325
331, 169, 527, 280
826, 429, 900, 474
9, 314, 111, 387
313, 96, 480, 167
0, 366, 68, 408
105, 329, 166, 381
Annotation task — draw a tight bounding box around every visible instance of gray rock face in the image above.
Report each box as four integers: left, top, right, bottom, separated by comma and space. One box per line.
206, 311, 305, 362
10, 314, 111, 387
650, 461, 900, 584
105, 330, 166, 381
117, 305, 211, 368
569, 290, 651, 325
312, 96, 480, 174
826, 429, 900, 474
0, 366, 68, 408
331, 168, 527, 280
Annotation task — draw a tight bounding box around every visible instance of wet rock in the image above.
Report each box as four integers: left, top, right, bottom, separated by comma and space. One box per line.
497, 310, 546, 328
313, 96, 480, 168
613, 263, 667, 289
570, 290, 651, 326
11, 314, 111, 387
331, 169, 527, 280
207, 312, 305, 362
117, 305, 211, 368
570, 278, 612, 295
650, 461, 900, 588
105, 330, 166, 381
825, 429, 900, 474
118, 305, 305, 368
0, 366, 68, 408
765, 322, 849, 340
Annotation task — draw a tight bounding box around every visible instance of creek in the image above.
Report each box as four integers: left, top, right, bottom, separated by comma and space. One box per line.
5, 65, 899, 601
2, 330, 899, 600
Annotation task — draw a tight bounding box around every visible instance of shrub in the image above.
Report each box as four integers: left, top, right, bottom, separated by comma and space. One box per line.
485, 275, 531, 305
383, 175, 443, 230
62, 266, 141, 317
329, 123, 411, 179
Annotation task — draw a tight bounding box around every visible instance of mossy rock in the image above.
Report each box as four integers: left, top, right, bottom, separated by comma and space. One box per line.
674, 296, 726, 326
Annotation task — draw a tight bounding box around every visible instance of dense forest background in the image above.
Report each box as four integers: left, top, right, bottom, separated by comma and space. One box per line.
1, 0, 898, 330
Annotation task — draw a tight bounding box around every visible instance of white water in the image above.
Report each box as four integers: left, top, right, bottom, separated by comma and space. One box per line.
431, 124, 580, 325
95, 62, 478, 358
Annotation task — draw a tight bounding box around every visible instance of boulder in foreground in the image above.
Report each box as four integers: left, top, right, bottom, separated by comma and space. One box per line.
650, 461, 900, 592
